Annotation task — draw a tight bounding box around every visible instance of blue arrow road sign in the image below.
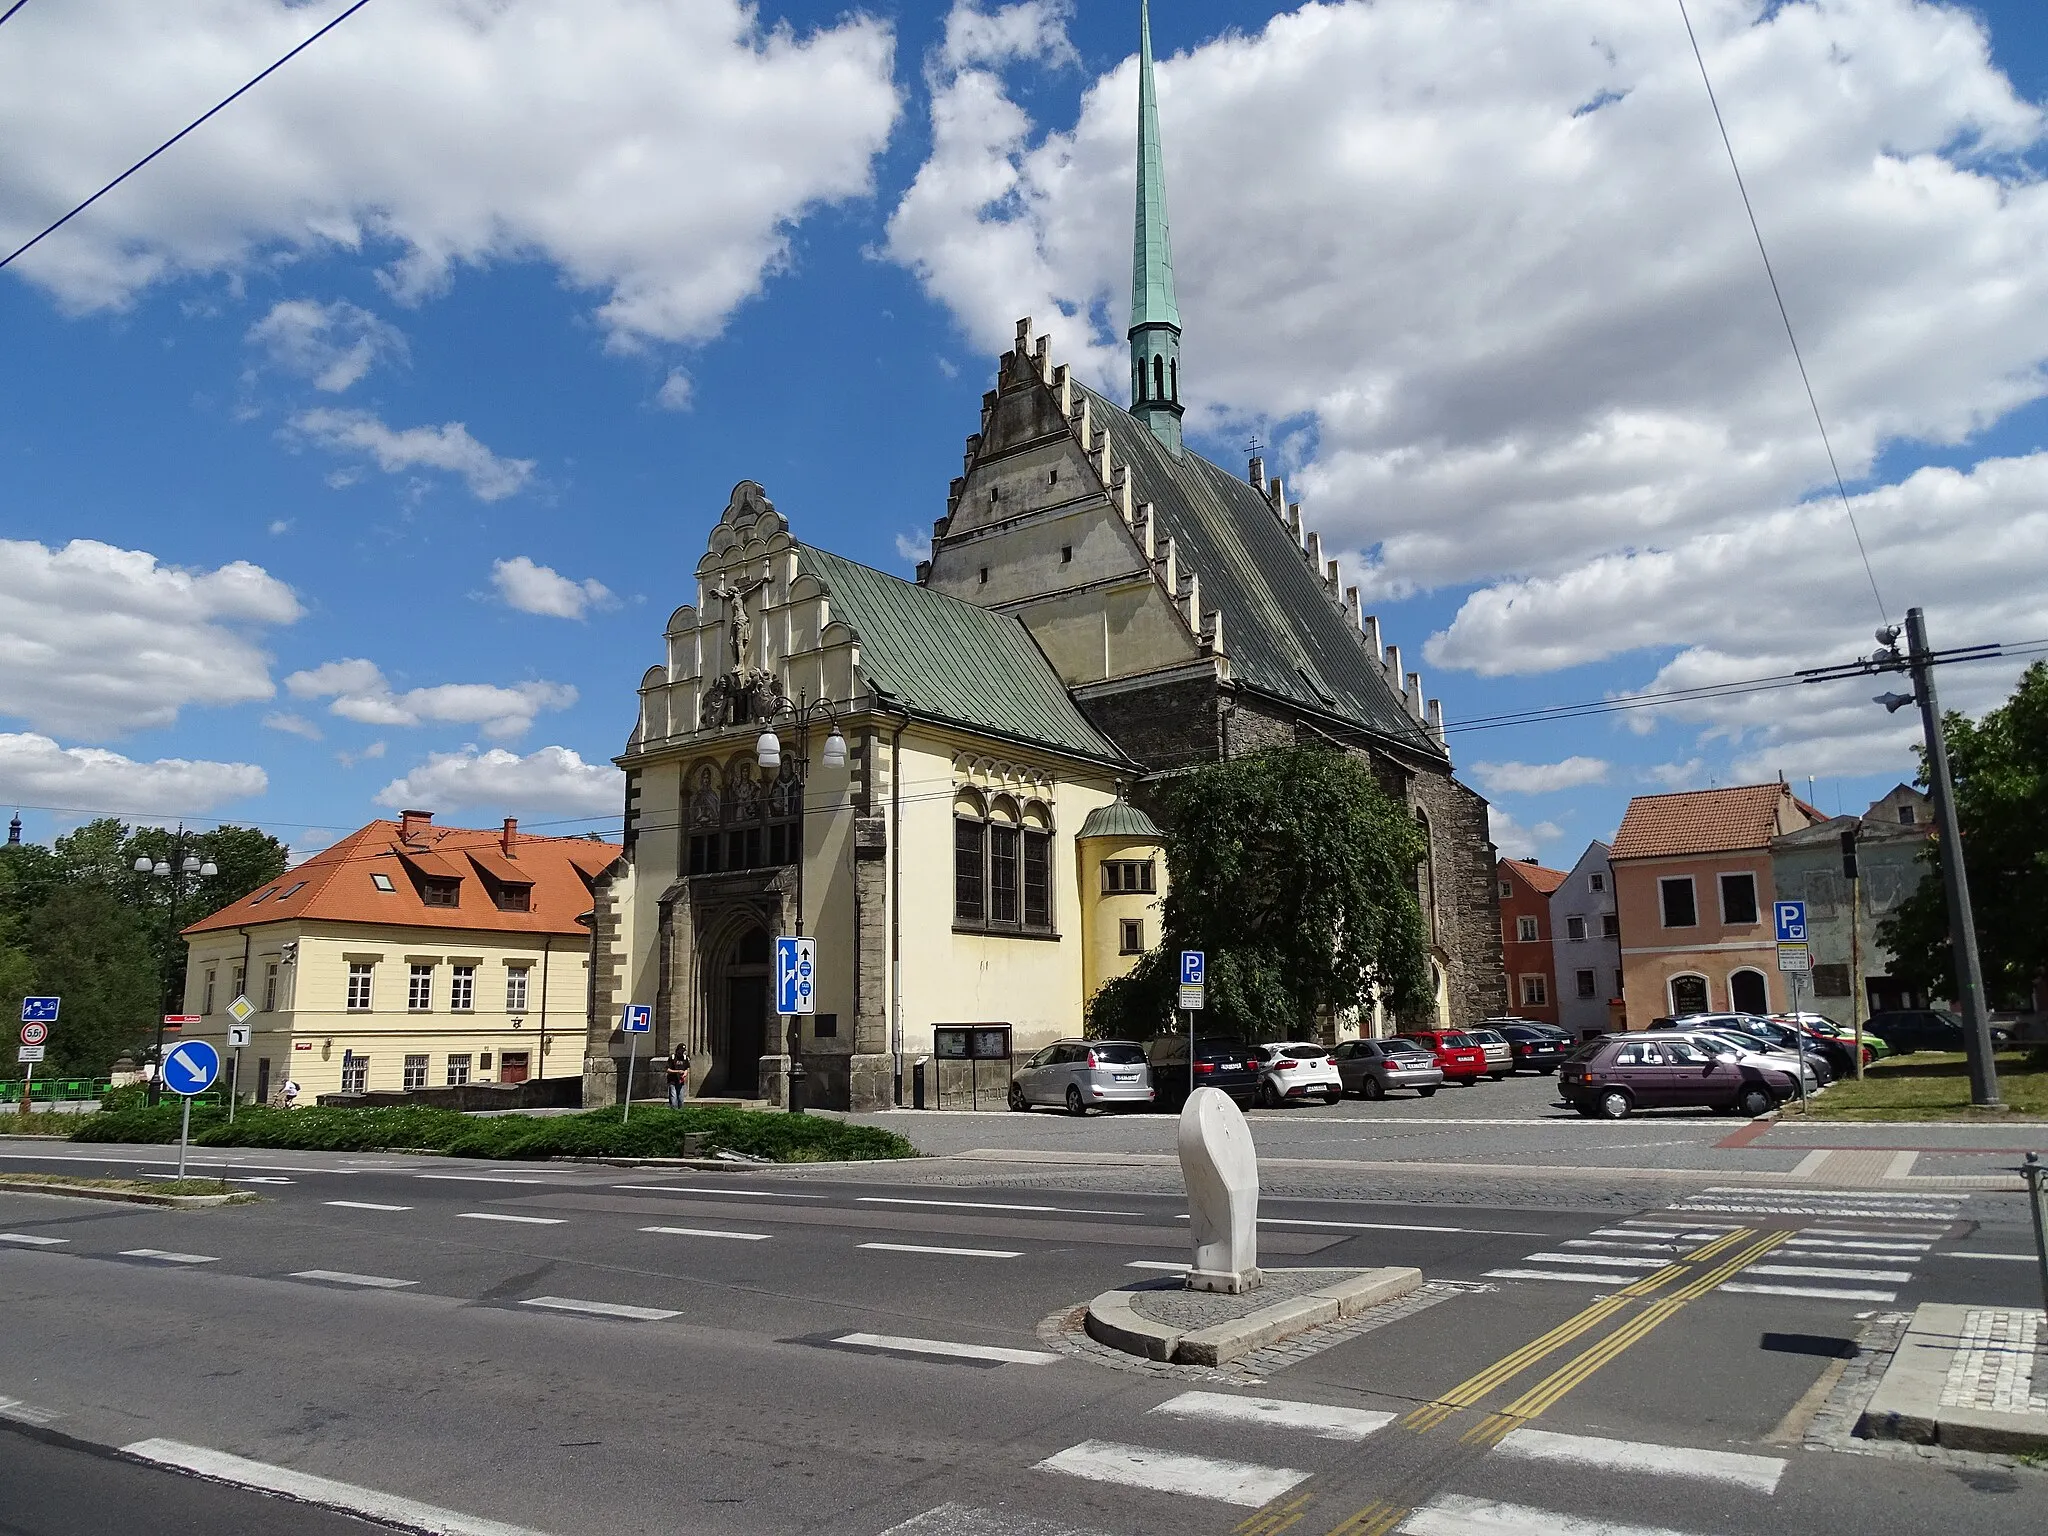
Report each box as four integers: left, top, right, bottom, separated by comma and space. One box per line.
20, 997, 59, 1023
161, 1039, 221, 1097
1774, 901, 1807, 943
621, 1003, 651, 1034
775, 936, 816, 1015
1180, 950, 1205, 987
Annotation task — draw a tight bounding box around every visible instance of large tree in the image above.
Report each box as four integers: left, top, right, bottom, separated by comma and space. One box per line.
1879, 661, 2048, 1007
1088, 746, 1433, 1042
17, 886, 160, 1075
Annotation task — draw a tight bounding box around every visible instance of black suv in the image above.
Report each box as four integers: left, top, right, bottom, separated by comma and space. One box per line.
1865, 1009, 2013, 1054
1145, 1034, 1261, 1110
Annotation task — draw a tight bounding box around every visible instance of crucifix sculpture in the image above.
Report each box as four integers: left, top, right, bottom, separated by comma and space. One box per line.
709, 571, 769, 675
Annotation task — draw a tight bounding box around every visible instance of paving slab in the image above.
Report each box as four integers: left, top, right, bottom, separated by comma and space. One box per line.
1084, 1265, 1422, 1366
1859, 1302, 2048, 1453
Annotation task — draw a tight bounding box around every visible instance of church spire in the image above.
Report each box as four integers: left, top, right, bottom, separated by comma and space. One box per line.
1129, 0, 1184, 454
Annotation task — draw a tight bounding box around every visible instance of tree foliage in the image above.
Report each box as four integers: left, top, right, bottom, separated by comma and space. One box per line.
1087, 746, 1432, 1043
1879, 661, 2048, 1008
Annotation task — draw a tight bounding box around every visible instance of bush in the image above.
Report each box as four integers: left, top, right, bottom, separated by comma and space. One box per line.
69, 1102, 916, 1162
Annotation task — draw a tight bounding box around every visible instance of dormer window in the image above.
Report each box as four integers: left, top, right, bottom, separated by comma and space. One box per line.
494, 885, 531, 913
422, 878, 460, 908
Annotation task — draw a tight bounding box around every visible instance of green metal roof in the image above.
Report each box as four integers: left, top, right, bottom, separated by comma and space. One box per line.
1079, 384, 1442, 756
1130, 0, 1180, 333
1078, 800, 1163, 840
800, 546, 1127, 765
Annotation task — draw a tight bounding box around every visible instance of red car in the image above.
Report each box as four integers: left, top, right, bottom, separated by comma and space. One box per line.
1393, 1030, 1487, 1086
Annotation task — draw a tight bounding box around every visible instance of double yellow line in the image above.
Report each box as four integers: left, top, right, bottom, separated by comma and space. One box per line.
1237, 1490, 1315, 1536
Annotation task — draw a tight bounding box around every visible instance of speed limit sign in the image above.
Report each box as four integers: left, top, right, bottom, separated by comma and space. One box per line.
19, 1022, 47, 1047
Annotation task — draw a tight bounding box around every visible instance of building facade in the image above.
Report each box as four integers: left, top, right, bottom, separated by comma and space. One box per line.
1496, 857, 1564, 1024
1610, 783, 1820, 1024
181, 814, 616, 1103
1548, 840, 1623, 1037
1770, 788, 1934, 1024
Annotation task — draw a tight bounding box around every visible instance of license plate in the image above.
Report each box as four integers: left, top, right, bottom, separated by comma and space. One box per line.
1112, 1072, 1138, 1082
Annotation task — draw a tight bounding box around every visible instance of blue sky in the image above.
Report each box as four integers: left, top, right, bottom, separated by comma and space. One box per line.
3, 0, 2047, 868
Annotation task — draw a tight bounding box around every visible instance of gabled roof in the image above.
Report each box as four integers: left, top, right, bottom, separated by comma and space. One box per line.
184, 819, 622, 938
1609, 784, 1811, 861
1498, 857, 1567, 895
1078, 384, 1439, 756
801, 546, 1127, 765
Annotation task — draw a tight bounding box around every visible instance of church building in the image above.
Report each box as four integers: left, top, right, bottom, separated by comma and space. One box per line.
586, 2, 1503, 1111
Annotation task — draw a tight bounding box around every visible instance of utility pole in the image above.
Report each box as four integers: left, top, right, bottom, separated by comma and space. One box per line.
1890, 609, 2001, 1108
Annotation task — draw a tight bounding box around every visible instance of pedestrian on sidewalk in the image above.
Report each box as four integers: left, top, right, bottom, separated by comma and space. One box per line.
665, 1046, 690, 1110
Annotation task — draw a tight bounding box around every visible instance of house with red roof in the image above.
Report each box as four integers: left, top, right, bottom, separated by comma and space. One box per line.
1496, 856, 1567, 1024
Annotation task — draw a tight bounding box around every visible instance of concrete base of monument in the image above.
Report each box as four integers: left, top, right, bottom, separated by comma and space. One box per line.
1084, 1266, 1425, 1368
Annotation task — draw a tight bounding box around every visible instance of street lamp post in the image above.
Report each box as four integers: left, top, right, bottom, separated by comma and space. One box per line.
134, 827, 216, 1106
753, 695, 847, 1112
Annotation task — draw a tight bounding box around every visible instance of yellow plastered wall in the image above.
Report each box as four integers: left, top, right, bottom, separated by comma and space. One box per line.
1076, 832, 1167, 1005
181, 920, 591, 1099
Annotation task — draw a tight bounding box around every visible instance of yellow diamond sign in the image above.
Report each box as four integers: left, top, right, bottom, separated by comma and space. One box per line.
226, 995, 255, 1024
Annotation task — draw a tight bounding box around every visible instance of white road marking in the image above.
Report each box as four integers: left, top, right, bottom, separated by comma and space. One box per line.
1522, 1252, 1669, 1269
456, 1212, 563, 1225
1885, 1151, 1919, 1179
140, 1172, 291, 1185
1400, 1492, 1702, 1536
1623, 1218, 1740, 1231
291, 1270, 417, 1289
1942, 1251, 2037, 1262
1780, 1237, 1931, 1252
859, 1242, 1022, 1258
1722, 1281, 1896, 1302
1676, 1203, 1955, 1218
418, 1174, 554, 1185
120, 1439, 544, 1536
0, 1233, 67, 1246
1703, 1186, 1960, 1200
1175, 1214, 1546, 1236
833, 1332, 1058, 1365
0, 1396, 62, 1426
1149, 1390, 1394, 1441
857, 1196, 1145, 1216
1492, 1427, 1785, 1493
1807, 1226, 1942, 1238
519, 1296, 680, 1322
1563, 1239, 1684, 1253
119, 1249, 216, 1265
1485, 1268, 1638, 1285
1791, 1151, 1830, 1177
639, 1225, 771, 1241
1035, 1439, 1308, 1507
326, 1200, 412, 1212
1128, 1260, 1192, 1272
618, 1185, 827, 1199
879, 1504, 1119, 1536
1742, 1262, 1915, 1283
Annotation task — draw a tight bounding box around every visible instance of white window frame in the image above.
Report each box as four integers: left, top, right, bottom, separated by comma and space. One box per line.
1728, 967, 1771, 1014
1589, 872, 1605, 892
402, 1054, 429, 1090
1667, 972, 1711, 1015
1519, 973, 1549, 1007
1601, 912, 1620, 939
346, 963, 373, 1012
1659, 876, 1698, 929
1565, 915, 1587, 942
340, 1056, 369, 1094
202, 969, 216, 1014
506, 965, 531, 1014
1718, 871, 1760, 926
450, 964, 476, 1013
1515, 915, 1540, 943
1575, 968, 1597, 999
262, 962, 279, 1012
408, 963, 434, 1013
446, 1053, 472, 1087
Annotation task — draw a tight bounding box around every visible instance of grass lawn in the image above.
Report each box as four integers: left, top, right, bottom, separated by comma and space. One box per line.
1805, 1049, 2048, 1119
0, 1172, 237, 1198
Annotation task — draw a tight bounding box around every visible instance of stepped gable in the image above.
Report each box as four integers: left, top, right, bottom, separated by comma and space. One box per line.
1074, 379, 1440, 758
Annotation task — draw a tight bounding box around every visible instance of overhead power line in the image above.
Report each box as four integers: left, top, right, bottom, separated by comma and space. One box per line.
0, 0, 374, 273
0, 3, 33, 33
1675, 0, 1890, 626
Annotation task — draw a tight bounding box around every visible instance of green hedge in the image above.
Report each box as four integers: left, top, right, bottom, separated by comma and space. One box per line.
70, 1103, 915, 1162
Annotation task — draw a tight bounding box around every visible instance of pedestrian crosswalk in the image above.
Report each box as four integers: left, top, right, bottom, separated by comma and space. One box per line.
1483, 1185, 1963, 1302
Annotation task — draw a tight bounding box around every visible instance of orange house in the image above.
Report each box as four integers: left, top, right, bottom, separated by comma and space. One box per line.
1609, 783, 1819, 1026
1496, 856, 1566, 1025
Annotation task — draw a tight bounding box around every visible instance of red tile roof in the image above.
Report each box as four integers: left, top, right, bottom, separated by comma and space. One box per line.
1609, 783, 1809, 861
1497, 857, 1567, 895
184, 817, 621, 938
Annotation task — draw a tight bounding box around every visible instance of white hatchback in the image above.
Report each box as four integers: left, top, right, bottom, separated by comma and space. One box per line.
1251, 1042, 1344, 1107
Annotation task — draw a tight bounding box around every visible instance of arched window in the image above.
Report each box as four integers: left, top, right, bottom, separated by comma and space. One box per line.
765, 763, 803, 867
1413, 810, 1437, 942
1152, 354, 1165, 400
1169, 357, 1178, 401
1021, 800, 1054, 930
686, 762, 722, 875
987, 796, 1021, 925
953, 788, 1054, 935
724, 759, 763, 871
1133, 359, 1146, 403
1729, 969, 1769, 1015
1669, 973, 1710, 1017
953, 789, 987, 923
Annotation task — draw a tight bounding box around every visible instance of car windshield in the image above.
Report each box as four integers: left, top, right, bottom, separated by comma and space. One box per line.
1562, 1039, 1608, 1063
1282, 1046, 1327, 1060
1468, 1030, 1502, 1043
1088, 1043, 1145, 1064
1441, 1033, 1476, 1048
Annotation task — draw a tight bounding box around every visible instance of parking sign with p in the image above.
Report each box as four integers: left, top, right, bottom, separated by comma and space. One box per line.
1774, 901, 1807, 943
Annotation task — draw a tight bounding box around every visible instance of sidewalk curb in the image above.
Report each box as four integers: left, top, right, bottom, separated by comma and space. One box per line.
1857, 1303, 2048, 1454
0, 1176, 251, 1208
1085, 1266, 1423, 1367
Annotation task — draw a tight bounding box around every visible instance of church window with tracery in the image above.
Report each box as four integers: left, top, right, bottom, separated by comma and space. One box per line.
954, 789, 1054, 936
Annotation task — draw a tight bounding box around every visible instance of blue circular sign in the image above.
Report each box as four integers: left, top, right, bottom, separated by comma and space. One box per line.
162, 1039, 222, 1096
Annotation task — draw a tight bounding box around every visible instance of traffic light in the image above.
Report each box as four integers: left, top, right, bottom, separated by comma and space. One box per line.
1840, 828, 1858, 881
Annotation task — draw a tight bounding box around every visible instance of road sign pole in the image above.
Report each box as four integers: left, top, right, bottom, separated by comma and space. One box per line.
20, 1060, 31, 1119
623, 1033, 638, 1125
177, 1094, 192, 1180
229, 1049, 240, 1125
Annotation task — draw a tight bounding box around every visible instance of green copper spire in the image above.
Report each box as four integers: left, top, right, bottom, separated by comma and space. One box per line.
1129, 0, 1184, 454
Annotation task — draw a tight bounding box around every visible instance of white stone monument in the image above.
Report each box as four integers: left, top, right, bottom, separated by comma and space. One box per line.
1180, 1085, 1261, 1293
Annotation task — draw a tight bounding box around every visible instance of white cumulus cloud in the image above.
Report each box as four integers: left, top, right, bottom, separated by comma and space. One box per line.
263, 712, 323, 741
1469, 756, 1610, 795
1486, 804, 1563, 861
492, 556, 615, 620
0, 0, 900, 348
0, 538, 300, 737
289, 408, 535, 501
376, 746, 623, 818
0, 732, 266, 815
285, 659, 576, 740
655, 369, 694, 412
246, 298, 407, 391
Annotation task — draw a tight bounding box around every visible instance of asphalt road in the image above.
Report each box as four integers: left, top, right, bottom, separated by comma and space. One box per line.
0, 1141, 2042, 1535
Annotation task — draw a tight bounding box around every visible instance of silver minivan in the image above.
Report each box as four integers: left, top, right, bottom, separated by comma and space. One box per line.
1008, 1039, 1153, 1115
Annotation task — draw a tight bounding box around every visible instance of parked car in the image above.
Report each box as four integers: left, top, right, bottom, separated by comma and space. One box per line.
1331, 1038, 1443, 1100
1250, 1042, 1345, 1107
1865, 1008, 2014, 1054
1671, 1014, 1834, 1086
1688, 1026, 1823, 1095
1145, 1034, 1261, 1110
1559, 1031, 1797, 1119
1787, 1016, 1889, 1067
1392, 1029, 1488, 1086
1009, 1039, 1153, 1115
1464, 1028, 1513, 1080
1496, 1024, 1568, 1074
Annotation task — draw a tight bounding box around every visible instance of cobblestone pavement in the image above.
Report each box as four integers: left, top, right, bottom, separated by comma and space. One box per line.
1126, 1267, 1343, 1330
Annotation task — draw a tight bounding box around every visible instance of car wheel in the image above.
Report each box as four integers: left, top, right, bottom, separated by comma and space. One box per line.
1007, 1084, 1029, 1112
1596, 1088, 1632, 1120
1489, 1072, 1506, 1081
1417, 1086, 1437, 1097
1539, 1066, 1557, 1075
1065, 1085, 1087, 1117
1323, 1092, 1343, 1106
1362, 1076, 1386, 1101
1256, 1080, 1280, 1109
1736, 1085, 1773, 1118
1574, 1102, 1598, 1118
